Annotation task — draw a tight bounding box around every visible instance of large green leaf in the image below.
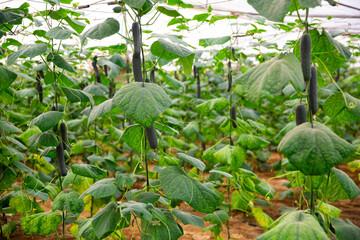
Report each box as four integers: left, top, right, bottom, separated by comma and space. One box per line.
15, 88, 37, 98
278, 122, 356, 175
204, 210, 229, 224
92, 202, 121, 239
237, 134, 270, 151
177, 153, 205, 171
88, 99, 117, 125
64, 16, 86, 34
71, 164, 107, 180
82, 18, 120, 40
247, 0, 292, 22
0, 120, 22, 133
123, 0, 146, 9
196, 98, 229, 115
116, 172, 136, 188
157, 6, 181, 17
0, 66, 17, 89
299, 0, 321, 8
30, 111, 64, 132
141, 209, 183, 240
252, 207, 274, 229
151, 38, 192, 60
46, 26, 72, 40
28, 132, 59, 148
7, 43, 47, 65
84, 83, 109, 96
199, 36, 231, 47
97, 58, 121, 80
214, 145, 245, 170
235, 53, 305, 104
330, 218, 360, 240
323, 92, 360, 122
172, 209, 204, 227
80, 178, 117, 199
51, 190, 84, 217
20, 211, 62, 236
9, 192, 33, 216
159, 166, 220, 213
77, 219, 99, 240
150, 38, 195, 77
61, 87, 94, 105
112, 82, 171, 128
120, 124, 146, 154
256, 211, 328, 240
47, 53, 76, 72
323, 168, 360, 202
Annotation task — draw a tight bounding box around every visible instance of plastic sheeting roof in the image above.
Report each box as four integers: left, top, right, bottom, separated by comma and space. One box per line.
1, 0, 360, 57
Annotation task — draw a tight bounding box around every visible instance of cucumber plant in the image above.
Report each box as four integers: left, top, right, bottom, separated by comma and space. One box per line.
0, 1, 359, 240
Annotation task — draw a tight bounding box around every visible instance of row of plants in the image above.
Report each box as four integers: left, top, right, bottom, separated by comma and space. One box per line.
0, 0, 359, 239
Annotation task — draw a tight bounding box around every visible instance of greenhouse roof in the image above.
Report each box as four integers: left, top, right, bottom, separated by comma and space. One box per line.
1, 0, 359, 64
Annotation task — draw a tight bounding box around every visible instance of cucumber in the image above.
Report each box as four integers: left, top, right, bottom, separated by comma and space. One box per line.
230, 106, 237, 128
108, 82, 114, 98
37, 83, 43, 103
300, 33, 312, 82
193, 65, 197, 79
92, 61, 101, 83
145, 124, 158, 149
309, 66, 318, 114
51, 106, 57, 132
39, 70, 44, 79
232, 47, 238, 61
132, 22, 141, 57
295, 104, 306, 125
56, 142, 67, 176
150, 69, 156, 84
227, 73, 232, 92
104, 65, 108, 77
132, 54, 143, 82
60, 122, 68, 151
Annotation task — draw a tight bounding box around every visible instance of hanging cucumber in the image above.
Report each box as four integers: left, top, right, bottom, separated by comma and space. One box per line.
230, 106, 237, 128
132, 22, 141, 57
295, 104, 306, 125
56, 142, 67, 176
145, 124, 158, 149
60, 122, 68, 151
132, 54, 143, 82
309, 66, 318, 114
92, 60, 101, 83
104, 65, 108, 77
300, 33, 312, 82
37, 82, 43, 103
150, 69, 156, 84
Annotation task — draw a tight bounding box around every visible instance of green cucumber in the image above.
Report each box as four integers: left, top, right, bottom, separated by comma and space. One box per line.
295, 104, 306, 125
300, 33, 312, 82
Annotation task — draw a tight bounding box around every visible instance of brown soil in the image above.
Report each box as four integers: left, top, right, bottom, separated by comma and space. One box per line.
3, 152, 360, 240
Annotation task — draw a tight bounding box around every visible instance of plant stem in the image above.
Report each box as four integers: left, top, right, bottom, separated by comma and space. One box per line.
145, 153, 150, 191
